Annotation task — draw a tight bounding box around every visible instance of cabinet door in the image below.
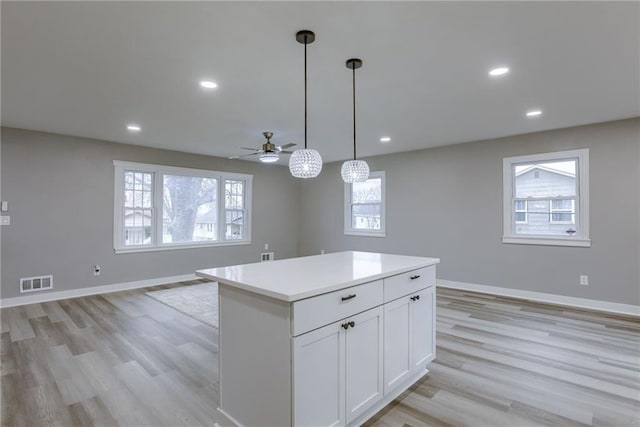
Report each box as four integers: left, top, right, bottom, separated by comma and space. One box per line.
411, 286, 435, 371
345, 306, 384, 424
293, 321, 345, 427
383, 296, 412, 394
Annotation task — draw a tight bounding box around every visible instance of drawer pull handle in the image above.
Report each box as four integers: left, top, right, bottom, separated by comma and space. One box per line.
341, 294, 356, 302
410, 295, 421, 301
410, 275, 421, 280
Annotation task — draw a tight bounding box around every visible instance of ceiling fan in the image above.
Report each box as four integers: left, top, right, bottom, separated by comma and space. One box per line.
229, 132, 296, 163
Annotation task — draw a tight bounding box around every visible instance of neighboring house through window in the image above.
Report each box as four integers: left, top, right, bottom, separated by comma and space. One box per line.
514, 200, 528, 224
503, 149, 589, 247
114, 161, 252, 253
344, 171, 386, 237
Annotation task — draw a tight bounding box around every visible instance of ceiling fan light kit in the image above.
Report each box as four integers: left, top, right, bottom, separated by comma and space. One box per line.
341, 58, 370, 183
259, 151, 279, 163
289, 30, 324, 179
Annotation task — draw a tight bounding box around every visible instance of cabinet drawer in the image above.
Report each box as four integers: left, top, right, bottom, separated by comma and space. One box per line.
383, 266, 435, 302
293, 280, 383, 336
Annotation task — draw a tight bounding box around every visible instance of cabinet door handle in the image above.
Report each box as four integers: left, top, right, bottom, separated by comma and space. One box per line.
341, 294, 356, 302
410, 295, 421, 301
348, 321, 355, 328
342, 322, 350, 330
410, 275, 421, 280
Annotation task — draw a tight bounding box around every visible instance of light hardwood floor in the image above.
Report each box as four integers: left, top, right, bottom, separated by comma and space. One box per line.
1, 282, 638, 426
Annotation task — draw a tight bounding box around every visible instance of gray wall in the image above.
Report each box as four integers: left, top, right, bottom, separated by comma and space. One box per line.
298, 118, 640, 305
1, 127, 300, 299
3, 119, 639, 305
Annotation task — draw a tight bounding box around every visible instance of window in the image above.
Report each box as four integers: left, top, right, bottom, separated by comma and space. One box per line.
503, 149, 589, 247
122, 171, 154, 246
344, 171, 385, 237
550, 199, 575, 224
114, 161, 252, 253
514, 200, 528, 224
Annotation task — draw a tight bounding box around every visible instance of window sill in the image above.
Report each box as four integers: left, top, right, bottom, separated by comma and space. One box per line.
115, 240, 251, 254
344, 230, 386, 238
502, 235, 591, 248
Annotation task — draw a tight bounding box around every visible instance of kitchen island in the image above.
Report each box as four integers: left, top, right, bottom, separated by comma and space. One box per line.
196, 251, 440, 427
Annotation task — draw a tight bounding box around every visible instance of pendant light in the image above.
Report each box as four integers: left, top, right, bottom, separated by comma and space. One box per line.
289, 30, 323, 179
341, 58, 370, 183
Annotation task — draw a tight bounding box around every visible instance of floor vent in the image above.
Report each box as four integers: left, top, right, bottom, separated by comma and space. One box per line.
20, 275, 53, 293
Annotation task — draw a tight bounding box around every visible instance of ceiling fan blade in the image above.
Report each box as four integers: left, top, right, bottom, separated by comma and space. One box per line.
230, 152, 261, 159
241, 147, 261, 151
278, 143, 296, 150
280, 150, 294, 154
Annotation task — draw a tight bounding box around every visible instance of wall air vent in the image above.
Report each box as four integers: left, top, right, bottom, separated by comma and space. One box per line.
20, 275, 53, 293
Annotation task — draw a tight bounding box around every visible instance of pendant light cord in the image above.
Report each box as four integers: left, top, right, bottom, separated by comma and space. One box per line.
352, 63, 357, 160
304, 35, 308, 150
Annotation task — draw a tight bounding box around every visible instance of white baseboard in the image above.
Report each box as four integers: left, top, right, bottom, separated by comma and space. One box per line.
0, 273, 200, 308
438, 279, 640, 317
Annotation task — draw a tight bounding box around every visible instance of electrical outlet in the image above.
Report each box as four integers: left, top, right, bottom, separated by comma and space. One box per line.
579, 275, 588, 286
0, 216, 10, 226
261, 252, 274, 262
93, 265, 101, 276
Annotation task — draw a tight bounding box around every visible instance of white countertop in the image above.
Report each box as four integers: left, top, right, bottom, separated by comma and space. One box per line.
196, 251, 439, 302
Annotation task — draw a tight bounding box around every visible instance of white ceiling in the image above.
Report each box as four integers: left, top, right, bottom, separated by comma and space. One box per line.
2, 1, 639, 164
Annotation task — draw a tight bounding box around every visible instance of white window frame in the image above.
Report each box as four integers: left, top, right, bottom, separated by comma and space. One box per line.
114, 161, 252, 254
503, 149, 590, 247
344, 170, 386, 237
549, 199, 575, 224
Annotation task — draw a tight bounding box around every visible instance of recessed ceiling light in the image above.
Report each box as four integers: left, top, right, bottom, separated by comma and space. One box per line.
200, 80, 218, 89
126, 124, 141, 132
380, 137, 391, 143
526, 110, 542, 117
489, 67, 510, 77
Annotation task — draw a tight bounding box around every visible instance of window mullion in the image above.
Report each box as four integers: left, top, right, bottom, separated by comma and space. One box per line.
219, 177, 226, 242
154, 171, 162, 246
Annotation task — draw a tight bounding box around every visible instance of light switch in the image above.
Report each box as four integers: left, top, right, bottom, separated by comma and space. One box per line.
1, 201, 7, 212
0, 216, 10, 226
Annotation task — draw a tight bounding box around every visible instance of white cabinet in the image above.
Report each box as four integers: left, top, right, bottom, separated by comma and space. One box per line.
197, 252, 440, 427
383, 296, 412, 392
344, 307, 384, 423
293, 306, 383, 427
293, 320, 344, 427
384, 285, 435, 395
411, 286, 435, 370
